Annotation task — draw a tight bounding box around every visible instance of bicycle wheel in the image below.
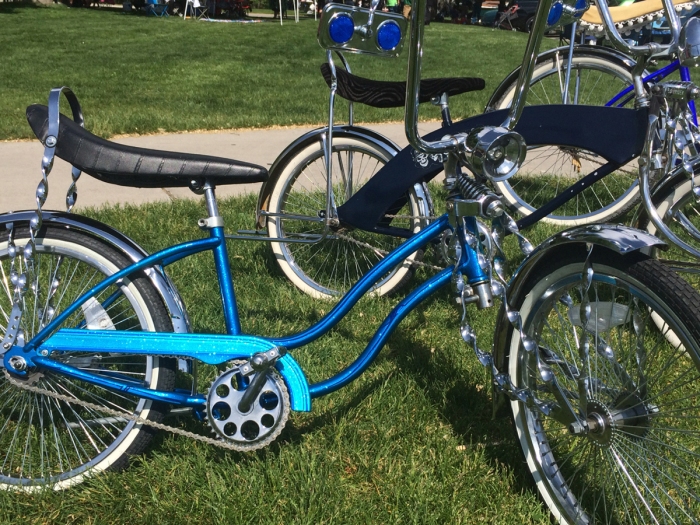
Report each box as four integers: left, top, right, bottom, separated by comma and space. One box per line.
490, 47, 642, 226
638, 173, 700, 292
504, 248, 700, 523
267, 135, 429, 299
0, 224, 176, 491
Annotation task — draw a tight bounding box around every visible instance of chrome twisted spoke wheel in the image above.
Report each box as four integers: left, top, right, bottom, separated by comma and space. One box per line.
505, 250, 700, 523
0, 224, 175, 491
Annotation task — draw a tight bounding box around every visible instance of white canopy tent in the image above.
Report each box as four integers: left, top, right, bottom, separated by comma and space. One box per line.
277, 0, 317, 24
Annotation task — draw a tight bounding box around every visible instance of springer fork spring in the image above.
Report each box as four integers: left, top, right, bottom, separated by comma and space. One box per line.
455, 173, 499, 201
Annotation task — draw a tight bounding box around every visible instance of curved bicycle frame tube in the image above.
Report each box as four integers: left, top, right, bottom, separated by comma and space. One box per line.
9, 215, 462, 411
307, 265, 455, 397
21, 215, 447, 357
269, 214, 451, 348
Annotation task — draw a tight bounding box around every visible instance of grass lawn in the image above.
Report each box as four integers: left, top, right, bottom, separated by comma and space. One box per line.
0, 2, 557, 139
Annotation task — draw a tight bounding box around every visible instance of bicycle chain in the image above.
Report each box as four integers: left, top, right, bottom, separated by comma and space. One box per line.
7, 372, 255, 452
335, 210, 445, 271
334, 230, 447, 272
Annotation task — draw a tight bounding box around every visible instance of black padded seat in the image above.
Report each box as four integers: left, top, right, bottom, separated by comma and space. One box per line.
320, 63, 485, 109
26, 105, 268, 188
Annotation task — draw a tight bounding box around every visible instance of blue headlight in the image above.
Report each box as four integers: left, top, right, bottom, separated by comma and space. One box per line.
547, 1, 563, 26
376, 21, 401, 51
574, 0, 588, 14
328, 14, 354, 44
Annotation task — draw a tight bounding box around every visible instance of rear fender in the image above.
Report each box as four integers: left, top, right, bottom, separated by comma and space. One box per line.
255, 125, 401, 229
0, 210, 191, 334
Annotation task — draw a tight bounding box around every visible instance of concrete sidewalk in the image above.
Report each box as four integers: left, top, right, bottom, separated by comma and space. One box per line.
0, 121, 440, 212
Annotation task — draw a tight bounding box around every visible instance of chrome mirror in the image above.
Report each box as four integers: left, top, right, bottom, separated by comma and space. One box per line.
680, 17, 700, 67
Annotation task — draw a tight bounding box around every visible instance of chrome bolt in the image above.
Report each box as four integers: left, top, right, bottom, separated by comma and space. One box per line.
568, 421, 587, 435
8, 356, 27, 371
485, 200, 505, 218
45, 135, 57, 148
487, 145, 505, 161
2, 342, 11, 350
38, 349, 49, 357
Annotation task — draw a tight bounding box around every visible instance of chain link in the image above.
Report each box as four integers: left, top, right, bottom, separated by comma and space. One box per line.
7, 373, 252, 452
456, 213, 557, 416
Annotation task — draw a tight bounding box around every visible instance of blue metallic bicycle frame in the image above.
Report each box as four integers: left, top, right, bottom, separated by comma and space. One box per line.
607, 60, 697, 124
8, 213, 487, 409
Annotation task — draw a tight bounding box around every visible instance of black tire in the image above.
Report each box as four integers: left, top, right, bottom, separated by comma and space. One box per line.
503, 247, 700, 523
636, 172, 700, 293
0, 224, 176, 490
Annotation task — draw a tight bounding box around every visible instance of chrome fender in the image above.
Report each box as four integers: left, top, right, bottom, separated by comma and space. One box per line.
491, 224, 666, 383
0, 210, 191, 334
255, 125, 401, 229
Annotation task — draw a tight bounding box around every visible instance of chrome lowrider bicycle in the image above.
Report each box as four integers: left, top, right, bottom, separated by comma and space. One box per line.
4, 0, 700, 523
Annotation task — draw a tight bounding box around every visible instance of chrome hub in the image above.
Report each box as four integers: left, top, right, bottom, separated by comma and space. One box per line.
585, 393, 653, 446
585, 401, 614, 446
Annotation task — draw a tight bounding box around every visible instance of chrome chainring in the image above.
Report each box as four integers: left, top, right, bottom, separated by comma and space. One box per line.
206, 360, 290, 451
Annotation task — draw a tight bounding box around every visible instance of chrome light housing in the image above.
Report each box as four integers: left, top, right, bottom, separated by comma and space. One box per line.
464, 127, 527, 183
318, 4, 408, 57
546, 0, 589, 30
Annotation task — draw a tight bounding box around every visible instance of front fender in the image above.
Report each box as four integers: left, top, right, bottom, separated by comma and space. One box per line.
491, 224, 666, 379
255, 125, 401, 229
0, 210, 191, 334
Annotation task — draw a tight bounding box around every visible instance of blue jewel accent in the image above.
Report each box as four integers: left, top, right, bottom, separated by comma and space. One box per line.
329, 14, 354, 44
376, 21, 401, 51
547, 1, 563, 26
